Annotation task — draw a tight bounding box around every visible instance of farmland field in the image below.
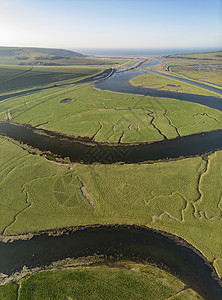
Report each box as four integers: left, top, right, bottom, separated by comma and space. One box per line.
0, 65, 103, 97
0, 46, 135, 99
0, 62, 130, 101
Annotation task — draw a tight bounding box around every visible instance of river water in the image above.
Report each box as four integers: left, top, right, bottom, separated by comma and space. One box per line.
0, 226, 221, 300
95, 61, 222, 111
1, 122, 222, 163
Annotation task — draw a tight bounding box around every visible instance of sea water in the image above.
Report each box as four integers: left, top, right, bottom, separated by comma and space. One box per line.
70, 47, 221, 57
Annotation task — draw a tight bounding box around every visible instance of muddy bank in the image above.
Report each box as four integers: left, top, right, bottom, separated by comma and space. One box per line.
0, 254, 105, 285
0, 224, 221, 300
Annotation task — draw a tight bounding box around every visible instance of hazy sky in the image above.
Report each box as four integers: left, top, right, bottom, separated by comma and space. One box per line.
0, 0, 221, 49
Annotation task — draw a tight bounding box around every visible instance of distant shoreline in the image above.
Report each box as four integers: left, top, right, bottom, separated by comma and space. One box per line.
71, 48, 222, 57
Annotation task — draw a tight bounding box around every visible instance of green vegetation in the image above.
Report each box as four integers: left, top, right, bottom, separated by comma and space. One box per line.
0, 136, 222, 278
163, 51, 222, 87
118, 58, 143, 68
130, 72, 221, 96
0, 46, 82, 66
0, 282, 17, 300
0, 46, 130, 67
0, 50, 222, 297
0, 136, 95, 234
0, 65, 103, 98
2, 263, 200, 300
214, 259, 222, 279
0, 54, 134, 100
166, 51, 222, 62
1, 85, 222, 143
171, 67, 222, 87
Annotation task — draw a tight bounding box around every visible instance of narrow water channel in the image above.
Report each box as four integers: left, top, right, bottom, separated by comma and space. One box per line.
138, 59, 222, 95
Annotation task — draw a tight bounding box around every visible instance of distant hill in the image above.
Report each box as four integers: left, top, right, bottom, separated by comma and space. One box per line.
165, 50, 222, 61
0, 46, 84, 57
0, 46, 87, 66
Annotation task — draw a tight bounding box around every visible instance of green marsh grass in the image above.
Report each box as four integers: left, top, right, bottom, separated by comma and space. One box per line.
130, 72, 221, 96
16, 263, 202, 300
0, 282, 17, 300
1, 85, 222, 143
1, 137, 222, 277
163, 51, 222, 87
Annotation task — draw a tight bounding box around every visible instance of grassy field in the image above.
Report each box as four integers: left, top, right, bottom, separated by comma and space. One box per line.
0, 262, 202, 300
163, 51, 222, 86
0, 46, 134, 99
1, 85, 222, 143
0, 282, 17, 300
165, 51, 222, 62
0, 136, 222, 278
170, 67, 222, 87
130, 72, 221, 96
0, 65, 104, 97
0, 60, 136, 100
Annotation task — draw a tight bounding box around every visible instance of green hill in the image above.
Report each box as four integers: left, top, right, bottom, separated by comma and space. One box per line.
0, 46, 84, 57
0, 46, 89, 66
0, 46, 124, 66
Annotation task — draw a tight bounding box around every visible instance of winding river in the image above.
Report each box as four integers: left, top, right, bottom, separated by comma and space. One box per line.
95, 60, 222, 111
1, 225, 222, 300
1, 61, 222, 163
1, 122, 222, 163
0, 59, 222, 299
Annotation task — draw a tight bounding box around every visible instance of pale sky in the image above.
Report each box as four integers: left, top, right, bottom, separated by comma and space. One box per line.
0, 0, 221, 50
